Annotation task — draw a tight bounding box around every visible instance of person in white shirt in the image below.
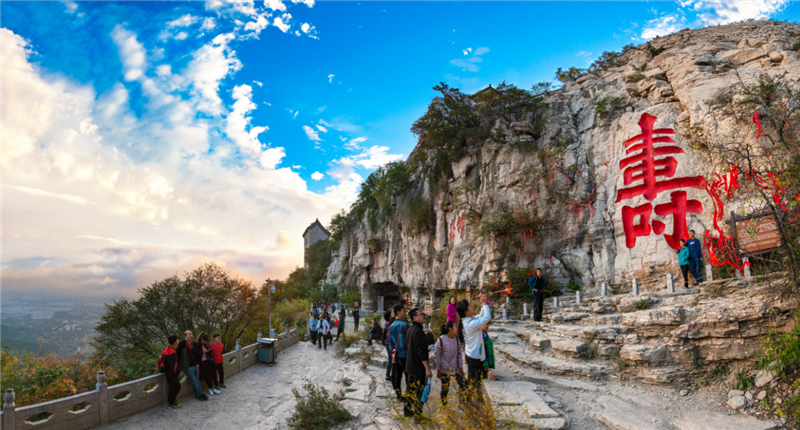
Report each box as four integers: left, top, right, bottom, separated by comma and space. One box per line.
456, 293, 491, 397
316, 314, 331, 351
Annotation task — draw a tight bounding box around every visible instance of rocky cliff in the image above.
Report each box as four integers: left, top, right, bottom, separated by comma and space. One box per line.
326, 20, 800, 312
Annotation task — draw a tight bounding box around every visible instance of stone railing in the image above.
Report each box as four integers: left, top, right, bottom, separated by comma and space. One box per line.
1, 328, 299, 430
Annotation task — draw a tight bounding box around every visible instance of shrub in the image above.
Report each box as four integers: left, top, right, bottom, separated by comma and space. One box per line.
735, 372, 755, 390
408, 193, 434, 235
288, 383, 353, 430
566, 279, 581, 291
634, 299, 649, 310
504, 265, 560, 298
588, 50, 627, 73
390, 383, 514, 430
626, 72, 645, 83
645, 42, 666, 57
555, 66, 586, 83
757, 325, 800, 378
477, 211, 546, 241
611, 352, 627, 371
334, 332, 363, 356
367, 236, 382, 253
578, 344, 596, 360
594, 96, 622, 119
373, 162, 411, 209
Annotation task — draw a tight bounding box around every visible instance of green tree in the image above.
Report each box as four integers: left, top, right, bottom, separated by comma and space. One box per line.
554, 67, 586, 83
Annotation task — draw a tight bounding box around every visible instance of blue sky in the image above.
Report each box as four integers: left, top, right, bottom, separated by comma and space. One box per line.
2, 0, 798, 298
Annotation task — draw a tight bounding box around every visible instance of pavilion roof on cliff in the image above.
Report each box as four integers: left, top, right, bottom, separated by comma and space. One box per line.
302, 218, 330, 238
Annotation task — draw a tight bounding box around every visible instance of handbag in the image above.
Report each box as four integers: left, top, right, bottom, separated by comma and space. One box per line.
421, 378, 431, 404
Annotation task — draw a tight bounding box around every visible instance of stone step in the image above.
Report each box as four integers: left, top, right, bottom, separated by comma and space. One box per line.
673, 411, 781, 430
484, 380, 568, 430
590, 395, 670, 430
498, 343, 610, 379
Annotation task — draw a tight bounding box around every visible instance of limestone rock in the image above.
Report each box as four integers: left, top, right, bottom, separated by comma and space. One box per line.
728, 389, 745, 398
757, 390, 767, 400
722, 48, 768, 65
728, 395, 746, 410
755, 370, 775, 388
644, 68, 667, 80
620, 344, 669, 363
674, 411, 782, 430
769, 51, 784, 62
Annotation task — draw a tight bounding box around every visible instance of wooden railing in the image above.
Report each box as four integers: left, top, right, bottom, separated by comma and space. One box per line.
1, 328, 299, 430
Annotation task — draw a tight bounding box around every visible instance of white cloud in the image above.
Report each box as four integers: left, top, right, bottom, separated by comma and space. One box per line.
168, 14, 200, 27
273, 14, 292, 32
694, 0, 789, 25
641, 14, 686, 40
110, 25, 147, 81
315, 124, 328, 132
201, 17, 217, 30
1, 27, 348, 298
64, 1, 78, 13
226, 84, 268, 154
576, 51, 593, 57
302, 125, 321, 141
174, 32, 189, 40
292, 0, 315, 7
253, 80, 263, 87
185, 33, 242, 115
450, 46, 489, 72
462, 47, 472, 55
244, 13, 271, 35
205, 0, 258, 16
327, 74, 335, 83
345, 136, 368, 150
311, 172, 324, 180
301, 22, 312, 33
352, 145, 403, 169
264, 0, 286, 11
324, 158, 362, 203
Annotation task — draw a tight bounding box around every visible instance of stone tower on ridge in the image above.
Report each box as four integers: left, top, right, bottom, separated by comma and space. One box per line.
302, 218, 330, 268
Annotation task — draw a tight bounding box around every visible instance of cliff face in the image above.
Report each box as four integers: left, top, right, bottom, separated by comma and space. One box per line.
327, 20, 800, 312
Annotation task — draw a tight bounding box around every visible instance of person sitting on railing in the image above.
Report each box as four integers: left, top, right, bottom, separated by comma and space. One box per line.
159, 334, 182, 409
177, 331, 208, 402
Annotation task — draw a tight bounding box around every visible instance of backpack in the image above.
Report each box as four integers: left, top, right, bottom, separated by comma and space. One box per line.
157, 354, 166, 373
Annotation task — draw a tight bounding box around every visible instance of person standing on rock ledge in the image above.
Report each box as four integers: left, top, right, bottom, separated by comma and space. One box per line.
528, 269, 545, 322
457, 293, 491, 397
686, 230, 705, 285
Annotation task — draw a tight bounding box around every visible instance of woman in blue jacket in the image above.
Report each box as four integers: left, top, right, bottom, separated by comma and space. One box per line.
678, 239, 691, 289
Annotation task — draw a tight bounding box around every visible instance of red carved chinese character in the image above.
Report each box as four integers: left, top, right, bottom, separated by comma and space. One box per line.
617, 113, 705, 250
653, 191, 703, 250
621, 203, 653, 248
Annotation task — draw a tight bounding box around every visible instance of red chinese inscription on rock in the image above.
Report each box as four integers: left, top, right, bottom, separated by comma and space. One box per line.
617, 113, 704, 250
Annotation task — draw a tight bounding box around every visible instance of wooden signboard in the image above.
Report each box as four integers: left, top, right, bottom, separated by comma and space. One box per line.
736, 214, 781, 254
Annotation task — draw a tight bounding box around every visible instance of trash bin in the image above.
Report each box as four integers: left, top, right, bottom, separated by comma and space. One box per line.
257, 338, 276, 364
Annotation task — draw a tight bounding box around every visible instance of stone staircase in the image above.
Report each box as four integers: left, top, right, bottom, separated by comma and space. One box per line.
490, 275, 795, 387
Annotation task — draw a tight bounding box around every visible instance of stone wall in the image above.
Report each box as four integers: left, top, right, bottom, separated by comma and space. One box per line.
324, 20, 800, 312
0, 328, 300, 430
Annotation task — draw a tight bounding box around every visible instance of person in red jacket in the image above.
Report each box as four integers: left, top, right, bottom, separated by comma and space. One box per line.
161, 334, 181, 409
209, 334, 226, 389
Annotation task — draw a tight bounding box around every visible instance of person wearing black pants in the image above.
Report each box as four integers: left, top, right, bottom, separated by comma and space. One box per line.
528, 269, 546, 322
678, 239, 691, 288
352, 303, 360, 331
456, 294, 491, 402
389, 305, 410, 399
404, 308, 432, 418
161, 335, 182, 408
336, 307, 346, 341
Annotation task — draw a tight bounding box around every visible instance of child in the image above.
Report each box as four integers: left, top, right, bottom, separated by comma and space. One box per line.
198, 332, 219, 396
160, 334, 181, 409
481, 322, 495, 380
209, 333, 225, 389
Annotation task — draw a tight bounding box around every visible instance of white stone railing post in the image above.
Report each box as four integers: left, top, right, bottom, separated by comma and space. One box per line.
553, 297, 559, 308
575, 291, 581, 304
706, 264, 713, 281
667, 273, 674, 293
97, 371, 109, 425
506, 296, 510, 304
601, 282, 608, 297
257, 332, 262, 341
502, 309, 508, 319
743, 257, 751, 278
632, 278, 640, 296
3, 389, 16, 430
735, 268, 742, 279
235, 339, 240, 351
523, 303, 528, 316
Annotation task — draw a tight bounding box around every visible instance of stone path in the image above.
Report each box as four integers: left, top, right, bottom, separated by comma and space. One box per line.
100, 322, 785, 430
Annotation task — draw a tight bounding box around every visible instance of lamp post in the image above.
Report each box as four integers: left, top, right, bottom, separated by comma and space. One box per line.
267, 279, 276, 338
